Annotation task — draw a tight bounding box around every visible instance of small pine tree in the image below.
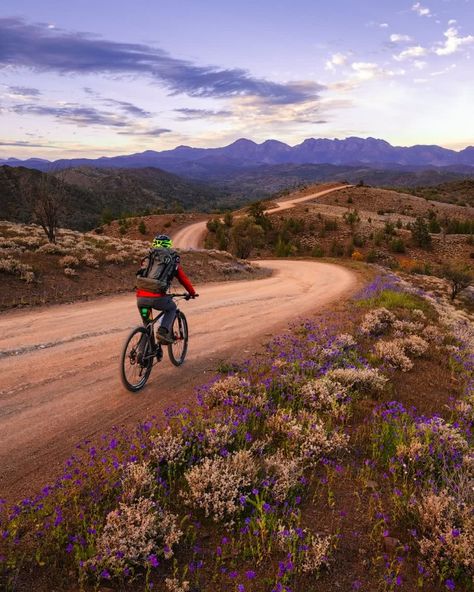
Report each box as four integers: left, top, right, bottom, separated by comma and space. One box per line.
138, 220, 147, 234
411, 217, 432, 249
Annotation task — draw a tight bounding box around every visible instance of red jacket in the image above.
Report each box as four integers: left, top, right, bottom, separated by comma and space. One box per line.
136, 264, 196, 298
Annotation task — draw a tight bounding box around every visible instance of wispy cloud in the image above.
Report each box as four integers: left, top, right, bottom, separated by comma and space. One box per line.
7, 86, 41, 97
412, 2, 431, 17
0, 140, 52, 148
103, 99, 152, 118
174, 108, 232, 121
393, 45, 428, 61
0, 17, 323, 106
117, 127, 172, 137
11, 103, 131, 127
434, 26, 474, 56
325, 53, 349, 71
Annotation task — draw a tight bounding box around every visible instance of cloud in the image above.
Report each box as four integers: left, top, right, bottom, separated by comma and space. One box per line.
174, 107, 232, 120
325, 52, 348, 71
11, 103, 130, 127
0, 140, 52, 148
380, 23, 389, 28
435, 26, 474, 56
7, 85, 41, 97
412, 2, 431, 17
351, 62, 382, 80
103, 99, 152, 118
117, 127, 172, 137
390, 34, 412, 43
393, 45, 428, 61
0, 17, 324, 105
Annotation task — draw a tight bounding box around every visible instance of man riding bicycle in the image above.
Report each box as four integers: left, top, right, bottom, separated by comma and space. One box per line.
136, 234, 196, 344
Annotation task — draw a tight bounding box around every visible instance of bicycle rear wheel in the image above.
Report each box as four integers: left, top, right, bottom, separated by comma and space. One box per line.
120, 327, 153, 392
168, 311, 188, 366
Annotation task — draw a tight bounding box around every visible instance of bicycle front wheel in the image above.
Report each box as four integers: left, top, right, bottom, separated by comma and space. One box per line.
120, 327, 153, 392
168, 311, 188, 366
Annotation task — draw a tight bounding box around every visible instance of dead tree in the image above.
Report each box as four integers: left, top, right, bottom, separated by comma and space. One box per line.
33, 175, 64, 243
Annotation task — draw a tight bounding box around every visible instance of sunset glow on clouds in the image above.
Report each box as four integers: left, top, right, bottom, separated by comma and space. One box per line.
0, 0, 473, 158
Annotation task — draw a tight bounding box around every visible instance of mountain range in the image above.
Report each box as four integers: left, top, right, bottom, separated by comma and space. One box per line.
2, 137, 474, 180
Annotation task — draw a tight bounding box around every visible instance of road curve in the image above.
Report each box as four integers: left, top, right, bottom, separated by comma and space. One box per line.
1, 184, 358, 502
172, 184, 351, 249
0, 260, 357, 502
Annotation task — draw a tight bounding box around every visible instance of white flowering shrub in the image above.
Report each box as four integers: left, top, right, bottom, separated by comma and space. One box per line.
37, 242, 67, 255
326, 367, 388, 392
299, 533, 332, 574
201, 421, 236, 456
151, 427, 186, 464
165, 577, 191, 592
88, 498, 156, 571
392, 319, 424, 337
375, 335, 428, 371
203, 375, 253, 408
80, 253, 99, 268
63, 267, 78, 277
263, 450, 303, 502
121, 461, 155, 502
360, 308, 396, 336
375, 340, 413, 371
0, 257, 34, 282
105, 252, 127, 264
299, 377, 349, 416
417, 490, 474, 578
184, 450, 257, 522
59, 255, 80, 268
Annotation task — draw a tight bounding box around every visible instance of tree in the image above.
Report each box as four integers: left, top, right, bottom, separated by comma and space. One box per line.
248, 201, 272, 230
442, 264, 473, 301
411, 217, 432, 249
138, 220, 147, 234
223, 211, 234, 227
33, 175, 65, 243
230, 217, 264, 259
343, 209, 360, 229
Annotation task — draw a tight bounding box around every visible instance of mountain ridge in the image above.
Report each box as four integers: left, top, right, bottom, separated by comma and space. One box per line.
2, 136, 473, 175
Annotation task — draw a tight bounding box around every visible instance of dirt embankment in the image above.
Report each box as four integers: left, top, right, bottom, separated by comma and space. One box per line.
0, 221, 264, 311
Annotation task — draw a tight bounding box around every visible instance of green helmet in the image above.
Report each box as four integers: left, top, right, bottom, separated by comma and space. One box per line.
152, 234, 173, 249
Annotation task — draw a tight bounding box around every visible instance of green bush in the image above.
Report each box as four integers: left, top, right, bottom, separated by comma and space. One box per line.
390, 238, 406, 253
311, 245, 325, 257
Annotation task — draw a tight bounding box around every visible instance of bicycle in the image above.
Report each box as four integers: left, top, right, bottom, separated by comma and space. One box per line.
120, 293, 197, 392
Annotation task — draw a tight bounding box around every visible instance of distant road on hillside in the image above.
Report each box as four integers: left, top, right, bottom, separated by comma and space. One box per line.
172, 183, 352, 249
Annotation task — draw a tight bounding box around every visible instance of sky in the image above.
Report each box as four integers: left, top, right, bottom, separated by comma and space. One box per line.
0, 0, 473, 159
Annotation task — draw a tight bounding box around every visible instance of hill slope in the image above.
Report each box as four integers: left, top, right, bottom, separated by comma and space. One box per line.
0, 165, 230, 230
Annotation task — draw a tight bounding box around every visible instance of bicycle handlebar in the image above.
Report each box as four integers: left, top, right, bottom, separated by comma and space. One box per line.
169, 293, 199, 299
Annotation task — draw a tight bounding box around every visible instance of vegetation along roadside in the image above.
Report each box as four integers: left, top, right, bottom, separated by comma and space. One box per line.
1, 267, 473, 591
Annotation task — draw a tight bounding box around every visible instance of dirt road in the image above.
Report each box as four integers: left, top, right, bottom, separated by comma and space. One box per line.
0, 184, 358, 502
0, 261, 357, 502
172, 184, 351, 249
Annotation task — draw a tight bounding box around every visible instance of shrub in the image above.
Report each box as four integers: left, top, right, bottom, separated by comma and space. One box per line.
138, 220, 147, 234
351, 250, 364, 261
311, 245, 325, 258
0, 257, 35, 282
183, 450, 258, 522
411, 217, 432, 249
441, 263, 473, 301
59, 255, 79, 268
390, 238, 406, 253
360, 307, 396, 335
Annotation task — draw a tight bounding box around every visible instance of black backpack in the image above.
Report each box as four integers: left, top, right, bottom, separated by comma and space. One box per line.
136, 248, 180, 293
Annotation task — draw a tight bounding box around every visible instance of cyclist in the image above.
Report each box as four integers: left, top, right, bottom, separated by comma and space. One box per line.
136, 234, 196, 344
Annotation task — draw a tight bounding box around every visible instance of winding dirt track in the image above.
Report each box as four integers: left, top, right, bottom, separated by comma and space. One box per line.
0, 185, 357, 502
173, 184, 352, 248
